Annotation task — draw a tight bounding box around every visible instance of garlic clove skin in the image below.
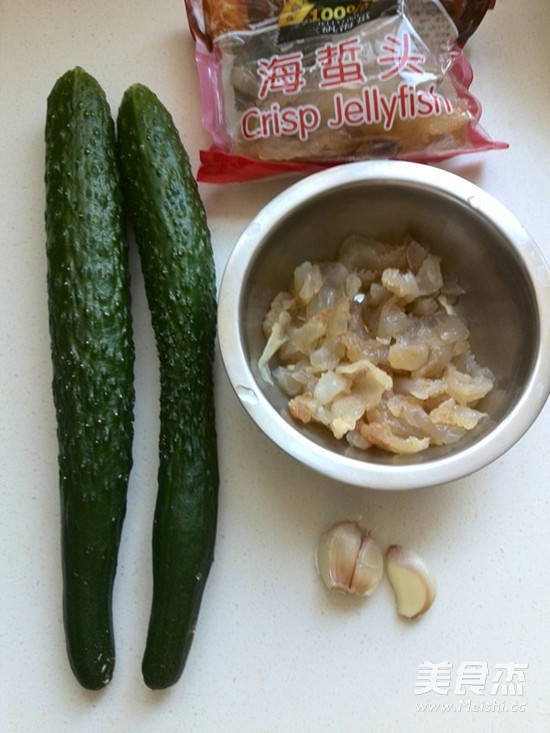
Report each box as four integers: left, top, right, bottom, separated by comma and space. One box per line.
317, 521, 383, 597
385, 545, 436, 619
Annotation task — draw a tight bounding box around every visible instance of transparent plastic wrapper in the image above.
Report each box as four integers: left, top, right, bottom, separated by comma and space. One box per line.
185, 0, 505, 182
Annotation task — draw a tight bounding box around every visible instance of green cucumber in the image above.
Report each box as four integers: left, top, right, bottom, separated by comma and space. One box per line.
45, 67, 135, 690
116, 84, 219, 689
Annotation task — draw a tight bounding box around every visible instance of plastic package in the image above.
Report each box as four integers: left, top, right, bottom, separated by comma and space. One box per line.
186, 0, 505, 182
440, 0, 496, 44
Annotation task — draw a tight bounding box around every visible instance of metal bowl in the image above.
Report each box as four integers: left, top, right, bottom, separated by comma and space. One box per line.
217, 161, 550, 489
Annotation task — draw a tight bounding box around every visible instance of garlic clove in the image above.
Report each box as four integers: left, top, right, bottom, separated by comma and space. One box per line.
385, 545, 436, 618
350, 530, 384, 596
317, 521, 361, 592
317, 520, 383, 597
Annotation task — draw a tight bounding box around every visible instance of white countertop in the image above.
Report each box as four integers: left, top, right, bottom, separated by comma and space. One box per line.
2, 2, 549, 731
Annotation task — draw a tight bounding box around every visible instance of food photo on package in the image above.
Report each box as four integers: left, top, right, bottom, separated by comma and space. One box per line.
185, 0, 505, 182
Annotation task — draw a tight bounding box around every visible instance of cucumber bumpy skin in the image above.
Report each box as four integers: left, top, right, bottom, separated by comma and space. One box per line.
45, 67, 135, 690
116, 84, 219, 690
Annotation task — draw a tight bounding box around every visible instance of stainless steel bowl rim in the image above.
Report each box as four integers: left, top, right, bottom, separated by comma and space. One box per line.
218, 161, 550, 490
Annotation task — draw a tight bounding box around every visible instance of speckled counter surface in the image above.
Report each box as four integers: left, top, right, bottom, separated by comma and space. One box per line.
1, 2, 549, 731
